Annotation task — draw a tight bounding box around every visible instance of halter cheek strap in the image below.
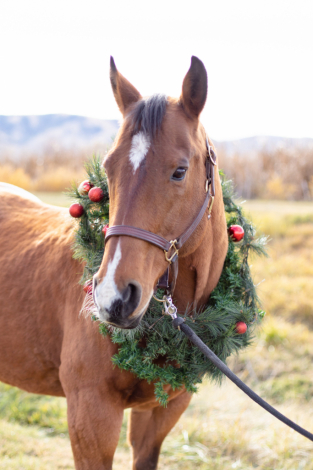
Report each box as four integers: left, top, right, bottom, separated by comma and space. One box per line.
105, 138, 217, 297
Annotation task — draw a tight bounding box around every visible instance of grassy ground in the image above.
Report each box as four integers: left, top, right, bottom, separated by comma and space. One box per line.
1, 194, 313, 469
33, 191, 71, 207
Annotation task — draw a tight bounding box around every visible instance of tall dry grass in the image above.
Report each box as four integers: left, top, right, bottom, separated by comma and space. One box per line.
1, 144, 313, 198
0, 147, 101, 192
218, 146, 313, 200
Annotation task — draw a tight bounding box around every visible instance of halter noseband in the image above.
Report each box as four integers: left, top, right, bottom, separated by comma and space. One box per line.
105, 138, 217, 299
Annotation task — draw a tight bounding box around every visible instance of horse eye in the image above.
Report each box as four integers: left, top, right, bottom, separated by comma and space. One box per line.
171, 167, 187, 181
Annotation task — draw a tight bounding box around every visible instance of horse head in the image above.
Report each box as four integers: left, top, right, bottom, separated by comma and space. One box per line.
94, 56, 228, 328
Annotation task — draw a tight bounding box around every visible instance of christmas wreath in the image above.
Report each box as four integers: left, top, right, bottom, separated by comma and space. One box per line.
68, 157, 267, 406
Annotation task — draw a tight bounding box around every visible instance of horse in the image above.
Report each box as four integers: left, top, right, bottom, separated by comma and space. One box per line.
0, 56, 228, 470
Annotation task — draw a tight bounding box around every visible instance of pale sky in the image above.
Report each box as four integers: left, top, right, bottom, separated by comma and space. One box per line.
1, 0, 312, 140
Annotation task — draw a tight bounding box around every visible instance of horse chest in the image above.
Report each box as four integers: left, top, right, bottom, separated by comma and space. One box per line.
115, 374, 184, 409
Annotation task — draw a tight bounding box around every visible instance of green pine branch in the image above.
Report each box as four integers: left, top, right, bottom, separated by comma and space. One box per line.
68, 157, 268, 406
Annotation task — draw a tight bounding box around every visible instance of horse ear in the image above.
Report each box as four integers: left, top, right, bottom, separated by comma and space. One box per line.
110, 56, 142, 115
180, 56, 208, 119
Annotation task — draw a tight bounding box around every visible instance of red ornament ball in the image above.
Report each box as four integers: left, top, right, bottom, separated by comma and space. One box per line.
235, 321, 247, 334
228, 225, 244, 242
102, 224, 109, 236
83, 280, 93, 295
88, 187, 104, 203
78, 180, 93, 196
69, 203, 84, 218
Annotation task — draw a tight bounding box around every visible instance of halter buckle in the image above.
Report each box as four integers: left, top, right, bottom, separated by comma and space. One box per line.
208, 195, 215, 214
164, 239, 179, 264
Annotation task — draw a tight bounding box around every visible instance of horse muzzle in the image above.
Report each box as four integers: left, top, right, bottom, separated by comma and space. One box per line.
93, 276, 144, 328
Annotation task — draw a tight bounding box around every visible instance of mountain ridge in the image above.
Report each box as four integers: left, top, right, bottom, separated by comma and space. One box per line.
0, 114, 119, 157
1, 114, 312, 158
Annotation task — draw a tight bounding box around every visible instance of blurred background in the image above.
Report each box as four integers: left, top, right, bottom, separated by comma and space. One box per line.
0, 1, 313, 469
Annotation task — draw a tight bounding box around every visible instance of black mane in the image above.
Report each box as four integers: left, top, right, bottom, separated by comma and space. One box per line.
130, 94, 167, 139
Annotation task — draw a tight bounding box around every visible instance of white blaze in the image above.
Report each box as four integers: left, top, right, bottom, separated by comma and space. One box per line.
95, 241, 122, 320
129, 132, 150, 173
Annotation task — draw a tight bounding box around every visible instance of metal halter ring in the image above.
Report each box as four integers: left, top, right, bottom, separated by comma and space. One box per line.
152, 293, 167, 303
208, 145, 217, 165
164, 239, 179, 264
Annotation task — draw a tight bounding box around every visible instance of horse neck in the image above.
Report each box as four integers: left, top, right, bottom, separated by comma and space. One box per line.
174, 175, 228, 315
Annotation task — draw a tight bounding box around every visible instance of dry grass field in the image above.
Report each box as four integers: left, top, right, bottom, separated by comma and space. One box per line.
0, 195, 313, 469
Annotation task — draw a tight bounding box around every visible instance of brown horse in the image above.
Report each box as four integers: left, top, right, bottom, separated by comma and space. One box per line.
0, 56, 228, 469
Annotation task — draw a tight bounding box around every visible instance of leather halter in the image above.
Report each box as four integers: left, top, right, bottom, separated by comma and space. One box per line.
105, 138, 217, 297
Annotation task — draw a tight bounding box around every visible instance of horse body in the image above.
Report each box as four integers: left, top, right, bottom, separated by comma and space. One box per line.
0, 56, 228, 469
0, 193, 69, 396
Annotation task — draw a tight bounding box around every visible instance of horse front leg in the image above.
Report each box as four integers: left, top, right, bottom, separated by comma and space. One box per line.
66, 388, 124, 470
128, 391, 192, 470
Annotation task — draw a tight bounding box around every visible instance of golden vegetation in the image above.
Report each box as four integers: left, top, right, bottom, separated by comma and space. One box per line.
1, 145, 313, 199
0, 197, 312, 469
0, 150, 89, 192
218, 146, 313, 200
0, 165, 32, 191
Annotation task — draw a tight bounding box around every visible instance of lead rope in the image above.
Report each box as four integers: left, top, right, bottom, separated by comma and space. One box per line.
161, 308, 313, 442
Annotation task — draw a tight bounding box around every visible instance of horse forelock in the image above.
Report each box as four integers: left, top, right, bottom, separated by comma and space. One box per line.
128, 94, 168, 140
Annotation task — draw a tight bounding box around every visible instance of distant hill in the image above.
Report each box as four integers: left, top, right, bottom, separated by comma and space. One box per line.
0, 114, 312, 158
214, 135, 313, 157
0, 114, 119, 157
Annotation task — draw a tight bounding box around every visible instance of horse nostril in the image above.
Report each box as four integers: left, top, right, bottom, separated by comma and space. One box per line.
121, 282, 141, 317
122, 284, 131, 303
